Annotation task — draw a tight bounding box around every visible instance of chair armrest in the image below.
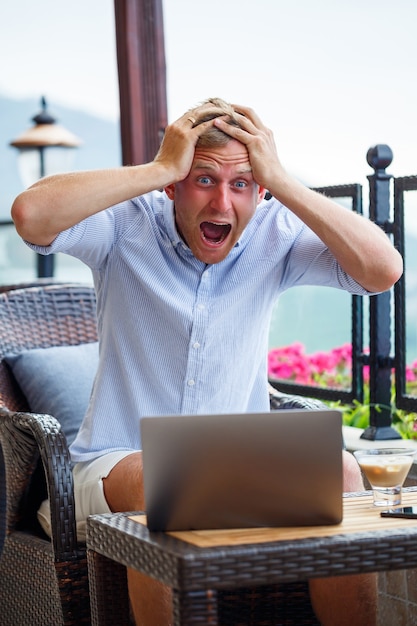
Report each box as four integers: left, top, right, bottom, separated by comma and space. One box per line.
0, 446, 5, 555
0, 408, 79, 560
268, 383, 328, 411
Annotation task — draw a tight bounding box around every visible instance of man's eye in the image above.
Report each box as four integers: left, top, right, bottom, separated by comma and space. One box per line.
198, 176, 212, 185
234, 180, 247, 189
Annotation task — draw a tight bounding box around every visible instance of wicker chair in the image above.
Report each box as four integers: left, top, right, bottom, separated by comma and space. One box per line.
0, 281, 322, 626
0, 283, 104, 625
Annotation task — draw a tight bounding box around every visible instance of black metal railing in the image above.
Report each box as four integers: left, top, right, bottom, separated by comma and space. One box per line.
269, 144, 417, 440
394, 175, 417, 414
361, 145, 399, 439
270, 183, 364, 406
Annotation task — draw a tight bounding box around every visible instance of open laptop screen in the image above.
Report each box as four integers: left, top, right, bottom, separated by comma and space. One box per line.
140, 409, 343, 532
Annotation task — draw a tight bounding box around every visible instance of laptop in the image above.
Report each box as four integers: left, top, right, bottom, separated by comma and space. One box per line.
140, 409, 343, 532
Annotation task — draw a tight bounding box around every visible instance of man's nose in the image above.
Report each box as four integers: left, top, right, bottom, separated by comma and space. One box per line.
211, 184, 232, 212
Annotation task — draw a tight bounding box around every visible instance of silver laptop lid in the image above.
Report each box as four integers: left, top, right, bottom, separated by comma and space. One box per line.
140, 409, 343, 532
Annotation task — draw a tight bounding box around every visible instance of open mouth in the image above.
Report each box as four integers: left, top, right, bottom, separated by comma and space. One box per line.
200, 221, 231, 245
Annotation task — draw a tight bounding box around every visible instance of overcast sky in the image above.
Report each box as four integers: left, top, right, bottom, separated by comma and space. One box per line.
1, 0, 416, 191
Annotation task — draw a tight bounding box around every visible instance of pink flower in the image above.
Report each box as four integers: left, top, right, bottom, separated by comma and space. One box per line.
406, 366, 416, 382
268, 342, 357, 389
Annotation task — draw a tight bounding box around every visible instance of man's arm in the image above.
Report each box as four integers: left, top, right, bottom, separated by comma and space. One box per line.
213, 107, 403, 294
11, 110, 216, 246
12, 164, 168, 246
266, 174, 402, 294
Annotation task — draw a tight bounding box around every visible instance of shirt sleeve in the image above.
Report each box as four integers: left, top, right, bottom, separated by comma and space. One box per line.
272, 203, 374, 296
24, 199, 138, 270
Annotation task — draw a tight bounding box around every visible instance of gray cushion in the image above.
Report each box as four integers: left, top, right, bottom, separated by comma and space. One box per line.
5, 342, 99, 446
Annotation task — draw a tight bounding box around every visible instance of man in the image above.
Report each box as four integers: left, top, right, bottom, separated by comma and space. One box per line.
12, 98, 402, 625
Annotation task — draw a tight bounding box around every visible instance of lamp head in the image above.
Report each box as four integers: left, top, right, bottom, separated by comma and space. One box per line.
10, 96, 82, 187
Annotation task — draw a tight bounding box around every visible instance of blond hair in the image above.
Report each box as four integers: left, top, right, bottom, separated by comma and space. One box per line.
190, 98, 242, 147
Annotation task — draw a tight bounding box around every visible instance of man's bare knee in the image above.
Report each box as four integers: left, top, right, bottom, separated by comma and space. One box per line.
343, 449, 364, 492
103, 452, 145, 512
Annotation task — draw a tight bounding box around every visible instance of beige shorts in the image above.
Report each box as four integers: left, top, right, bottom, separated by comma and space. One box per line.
37, 450, 137, 542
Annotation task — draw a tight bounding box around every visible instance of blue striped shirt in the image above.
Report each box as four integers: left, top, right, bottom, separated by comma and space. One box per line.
30, 191, 370, 461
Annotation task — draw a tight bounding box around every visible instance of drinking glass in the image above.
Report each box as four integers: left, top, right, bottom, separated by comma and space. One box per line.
353, 448, 416, 507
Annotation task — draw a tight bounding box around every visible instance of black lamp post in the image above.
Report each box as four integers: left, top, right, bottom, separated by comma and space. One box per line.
10, 96, 81, 278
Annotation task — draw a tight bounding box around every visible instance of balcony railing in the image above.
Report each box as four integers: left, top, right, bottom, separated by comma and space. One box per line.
268, 144, 417, 440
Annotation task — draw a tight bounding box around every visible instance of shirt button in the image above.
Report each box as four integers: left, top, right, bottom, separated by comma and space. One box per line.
188, 379, 195, 386
193, 342, 200, 349
197, 304, 205, 310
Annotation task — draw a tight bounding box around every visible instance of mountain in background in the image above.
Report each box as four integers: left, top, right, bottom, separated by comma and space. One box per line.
0, 94, 121, 219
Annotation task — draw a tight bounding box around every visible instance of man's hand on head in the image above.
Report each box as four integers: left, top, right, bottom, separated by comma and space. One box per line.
212, 106, 284, 192
153, 109, 224, 184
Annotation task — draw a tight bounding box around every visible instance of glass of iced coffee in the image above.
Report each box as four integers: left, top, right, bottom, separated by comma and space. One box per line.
353, 448, 416, 507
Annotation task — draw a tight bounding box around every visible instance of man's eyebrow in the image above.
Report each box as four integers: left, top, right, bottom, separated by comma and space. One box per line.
192, 161, 253, 174
192, 161, 216, 171
235, 165, 253, 175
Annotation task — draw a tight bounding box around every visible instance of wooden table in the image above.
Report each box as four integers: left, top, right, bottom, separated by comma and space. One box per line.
86, 488, 417, 625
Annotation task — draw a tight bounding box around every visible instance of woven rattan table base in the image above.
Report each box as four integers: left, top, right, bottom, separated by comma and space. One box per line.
87, 488, 417, 625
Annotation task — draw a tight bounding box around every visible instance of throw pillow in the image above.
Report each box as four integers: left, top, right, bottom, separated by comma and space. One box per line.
4, 342, 99, 446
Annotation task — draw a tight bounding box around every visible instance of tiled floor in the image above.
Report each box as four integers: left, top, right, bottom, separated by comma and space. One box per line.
378, 569, 417, 626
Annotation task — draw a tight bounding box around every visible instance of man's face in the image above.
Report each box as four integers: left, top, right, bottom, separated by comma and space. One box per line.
165, 139, 265, 264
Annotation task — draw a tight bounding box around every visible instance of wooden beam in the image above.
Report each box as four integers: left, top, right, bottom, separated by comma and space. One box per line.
114, 0, 168, 165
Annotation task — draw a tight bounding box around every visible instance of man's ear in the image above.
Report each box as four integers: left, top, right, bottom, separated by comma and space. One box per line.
257, 186, 267, 204
164, 184, 175, 200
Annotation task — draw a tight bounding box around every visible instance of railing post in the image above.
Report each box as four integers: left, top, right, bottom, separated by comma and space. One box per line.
361, 144, 401, 440
37, 254, 54, 278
